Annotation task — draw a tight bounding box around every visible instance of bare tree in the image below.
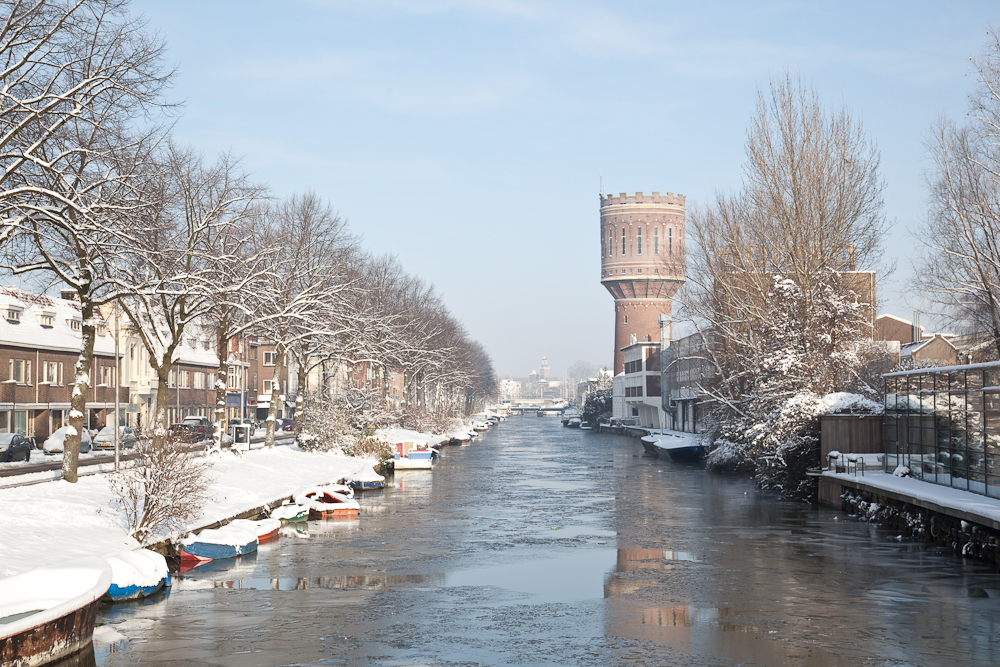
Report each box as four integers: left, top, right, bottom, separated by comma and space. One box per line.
117, 145, 262, 450
0, 0, 171, 481
256, 192, 355, 448
680, 73, 888, 498
916, 27, 1000, 358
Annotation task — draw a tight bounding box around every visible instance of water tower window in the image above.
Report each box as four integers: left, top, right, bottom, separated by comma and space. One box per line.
637, 228, 642, 255
621, 228, 626, 255
624, 314, 628, 324
669, 228, 673, 255
608, 229, 613, 256
654, 228, 659, 255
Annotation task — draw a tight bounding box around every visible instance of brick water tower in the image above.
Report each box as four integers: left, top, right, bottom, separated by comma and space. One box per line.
600, 191, 685, 374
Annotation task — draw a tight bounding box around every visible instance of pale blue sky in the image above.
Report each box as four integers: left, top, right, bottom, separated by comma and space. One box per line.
132, 0, 997, 378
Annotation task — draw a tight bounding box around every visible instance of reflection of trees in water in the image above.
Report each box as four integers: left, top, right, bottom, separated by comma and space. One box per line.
211, 573, 445, 591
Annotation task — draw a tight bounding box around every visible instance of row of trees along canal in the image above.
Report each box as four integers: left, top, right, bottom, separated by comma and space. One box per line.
646, 31, 1000, 502
0, 0, 498, 484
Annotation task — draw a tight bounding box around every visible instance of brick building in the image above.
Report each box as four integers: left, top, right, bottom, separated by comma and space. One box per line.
0, 288, 126, 440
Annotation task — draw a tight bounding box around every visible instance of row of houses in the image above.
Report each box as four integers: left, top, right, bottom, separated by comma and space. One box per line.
0, 288, 290, 442
611, 312, 987, 435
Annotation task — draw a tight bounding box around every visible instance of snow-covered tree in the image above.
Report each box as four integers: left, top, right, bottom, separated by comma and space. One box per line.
680, 73, 889, 499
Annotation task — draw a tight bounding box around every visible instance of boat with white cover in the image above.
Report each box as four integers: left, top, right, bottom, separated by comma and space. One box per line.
104, 549, 171, 602
640, 431, 705, 461
346, 464, 386, 491
293, 486, 360, 519
179, 524, 259, 563
0, 556, 112, 666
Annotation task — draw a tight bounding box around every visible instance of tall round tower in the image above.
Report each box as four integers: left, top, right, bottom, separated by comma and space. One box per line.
600, 191, 685, 374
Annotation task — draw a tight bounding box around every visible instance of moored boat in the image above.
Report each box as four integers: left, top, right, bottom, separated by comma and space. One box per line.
270, 502, 309, 524
179, 524, 259, 563
393, 440, 436, 470
640, 435, 660, 456
346, 465, 385, 492
579, 421, 593, 431
293, 486, 361, 519
103, 549, 171, 602
229, 518, 282, 543
0, 556, 112, 667
643, 432, 705, 461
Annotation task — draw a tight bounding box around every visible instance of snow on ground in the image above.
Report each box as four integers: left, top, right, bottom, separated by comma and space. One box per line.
0, 442, 384, 579
823, 469, 1000, 524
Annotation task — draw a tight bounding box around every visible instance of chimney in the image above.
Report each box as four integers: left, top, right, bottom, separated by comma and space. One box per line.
60, 289, 77, 301
912, 311, 921, 343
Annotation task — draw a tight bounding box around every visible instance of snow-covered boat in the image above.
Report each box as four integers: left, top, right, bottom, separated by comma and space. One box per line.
640, 435, 660, 456
394, 440, 437, 470
293, 486, 360, 519
0, 556, 112, 666
229, 518, 282, 542
641, 432, 705, 461
346, 464, 385, 492
579, 421, 593, 431
271, 502, 309, 524
104, 549, 171, 602
566, 417, 582, 428
317, 482, 355, 499
179, 524, 259, 563
472, 421, 490, 432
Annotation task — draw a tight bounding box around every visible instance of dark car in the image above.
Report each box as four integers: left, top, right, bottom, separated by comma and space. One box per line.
168, 422, 198, 443
181, 416, 211, 440
0, 433, 31, 462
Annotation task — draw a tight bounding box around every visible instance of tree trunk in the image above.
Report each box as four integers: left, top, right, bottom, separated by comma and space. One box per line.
294, 363, 306, 439
264, 346, 286, 448
63, 301, 96, 484
214, 334, 230, 451
152, 362, 172, 450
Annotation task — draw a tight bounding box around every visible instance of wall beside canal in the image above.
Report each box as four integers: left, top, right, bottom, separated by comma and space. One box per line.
820, 475, 1000, 566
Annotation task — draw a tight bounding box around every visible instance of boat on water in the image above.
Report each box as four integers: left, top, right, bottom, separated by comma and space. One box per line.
103, 549, 171, 602
0, 556, 112, 667
566, 417, 582, 428
229, 518, 282, 543
271, 501, 309, 524
472, 421, 490, 432
293, 486, 361, 519
579, 421, 593, 431
179, 524, 259, 563
346, 464, 386, 492
393, 440, 438, 470
640, 432, 705, 461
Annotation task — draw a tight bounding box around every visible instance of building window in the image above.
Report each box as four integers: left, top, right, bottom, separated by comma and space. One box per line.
637, 228, 642, 255
102, 366, 113, 386
181, 370, 190, 388
5, 308, 21, 323
263, 379, 280, 395
194, 372, 205, 389
655, 228, 659, 255
263, 351, 276, 366
168, 369, 175, 388
68, 319, 81, 331
669, 228, 673, 255
228, 366, 237, 389
624, 314, 628, 324
38, 314, 53, 327
608, 230, 612, 257
622, 228, 626, 255
9, 359, 29, 384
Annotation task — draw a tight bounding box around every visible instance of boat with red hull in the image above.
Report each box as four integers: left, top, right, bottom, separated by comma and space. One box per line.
293, 486, 360, 519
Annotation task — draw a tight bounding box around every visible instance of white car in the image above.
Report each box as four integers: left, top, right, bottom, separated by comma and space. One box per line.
43, 426, 93, 455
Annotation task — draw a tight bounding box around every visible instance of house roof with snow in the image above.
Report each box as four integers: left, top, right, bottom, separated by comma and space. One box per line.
0, 288, 118, 356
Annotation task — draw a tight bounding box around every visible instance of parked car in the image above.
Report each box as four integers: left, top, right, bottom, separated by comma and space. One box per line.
281, 420, 294, 432
43, 426, 93, 455
168, 422, 198, 443
92, 426, 139, 450
181, 416, 211, 440
0, 433, 31, 462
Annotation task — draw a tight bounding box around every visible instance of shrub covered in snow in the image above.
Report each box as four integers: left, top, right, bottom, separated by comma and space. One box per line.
582, 388, 613, 425
109, 439, 213, 545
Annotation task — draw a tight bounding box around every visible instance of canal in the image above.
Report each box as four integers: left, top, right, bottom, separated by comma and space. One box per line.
94, 417, 1000, 666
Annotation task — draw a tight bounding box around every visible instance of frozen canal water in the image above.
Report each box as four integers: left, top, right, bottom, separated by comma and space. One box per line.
94, 417, 1000, 666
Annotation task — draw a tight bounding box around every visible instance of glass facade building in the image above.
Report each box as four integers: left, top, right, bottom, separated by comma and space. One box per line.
884, 362, 1000, 499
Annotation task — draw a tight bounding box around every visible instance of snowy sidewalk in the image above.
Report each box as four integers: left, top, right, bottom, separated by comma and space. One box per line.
0, 444, 371, 578
823, 470, 1000, 528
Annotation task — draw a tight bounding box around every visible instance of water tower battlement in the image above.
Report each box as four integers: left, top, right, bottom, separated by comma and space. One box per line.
599, 191, 686, 375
